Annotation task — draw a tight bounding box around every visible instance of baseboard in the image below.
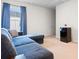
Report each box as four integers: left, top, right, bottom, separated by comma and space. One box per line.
72, 41, 78, 44
44, 35, 56, 38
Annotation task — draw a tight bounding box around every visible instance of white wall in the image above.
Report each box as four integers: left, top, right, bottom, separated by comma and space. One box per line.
27, 6, 55, 36
56, 0, 78, 42
2, 0, 55, 36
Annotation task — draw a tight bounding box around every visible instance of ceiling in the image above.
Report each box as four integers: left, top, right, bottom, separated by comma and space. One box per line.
17, 0, 70, 8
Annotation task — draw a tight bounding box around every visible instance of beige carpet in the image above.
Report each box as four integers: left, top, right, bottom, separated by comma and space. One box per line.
41, 37, 78, 59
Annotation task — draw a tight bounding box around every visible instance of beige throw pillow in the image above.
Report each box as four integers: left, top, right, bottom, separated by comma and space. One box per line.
9, 30, 18, 37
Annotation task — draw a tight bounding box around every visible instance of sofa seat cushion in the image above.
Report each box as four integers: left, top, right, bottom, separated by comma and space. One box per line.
16, 43, 53, 59
12, 35, 35, 47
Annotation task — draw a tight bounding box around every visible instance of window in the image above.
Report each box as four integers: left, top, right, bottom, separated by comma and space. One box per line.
10, 5, 21, 32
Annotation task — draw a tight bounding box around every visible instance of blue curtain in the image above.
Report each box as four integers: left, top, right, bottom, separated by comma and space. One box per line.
20, 6, 27, 35
1, 3, 10, 29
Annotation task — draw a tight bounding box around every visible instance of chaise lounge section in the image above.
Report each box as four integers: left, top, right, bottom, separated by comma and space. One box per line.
1, 28, 54, 59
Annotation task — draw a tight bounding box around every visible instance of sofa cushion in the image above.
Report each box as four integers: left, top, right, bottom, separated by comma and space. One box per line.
12, 35, 35, 47
1, 28, 12, 40
16, 43, 53, 59
1, 28, 17, 59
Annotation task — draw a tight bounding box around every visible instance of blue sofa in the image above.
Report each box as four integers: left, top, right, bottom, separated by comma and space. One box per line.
1, 28, 53, 59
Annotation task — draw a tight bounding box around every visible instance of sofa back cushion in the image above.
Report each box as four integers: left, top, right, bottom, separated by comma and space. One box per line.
1, 28, 12, 40
1, 28, 17, 59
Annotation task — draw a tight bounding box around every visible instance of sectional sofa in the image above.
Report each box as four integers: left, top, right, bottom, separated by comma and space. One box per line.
1, 28, 53, 59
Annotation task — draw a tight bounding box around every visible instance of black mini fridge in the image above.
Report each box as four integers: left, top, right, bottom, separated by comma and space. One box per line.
60, 27, 71, 43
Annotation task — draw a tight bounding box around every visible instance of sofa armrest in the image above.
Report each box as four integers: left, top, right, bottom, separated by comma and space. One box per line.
18, 32, 24, 36
26, 34, 44, 44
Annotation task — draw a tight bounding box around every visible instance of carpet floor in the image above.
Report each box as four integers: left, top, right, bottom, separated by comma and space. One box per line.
41, 37, 78, 59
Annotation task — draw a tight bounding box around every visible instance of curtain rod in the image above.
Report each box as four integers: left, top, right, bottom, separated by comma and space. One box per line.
3, 2, 26, 7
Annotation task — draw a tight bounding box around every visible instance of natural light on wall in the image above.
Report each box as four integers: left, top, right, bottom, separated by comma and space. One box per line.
10, 5, 21, 32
